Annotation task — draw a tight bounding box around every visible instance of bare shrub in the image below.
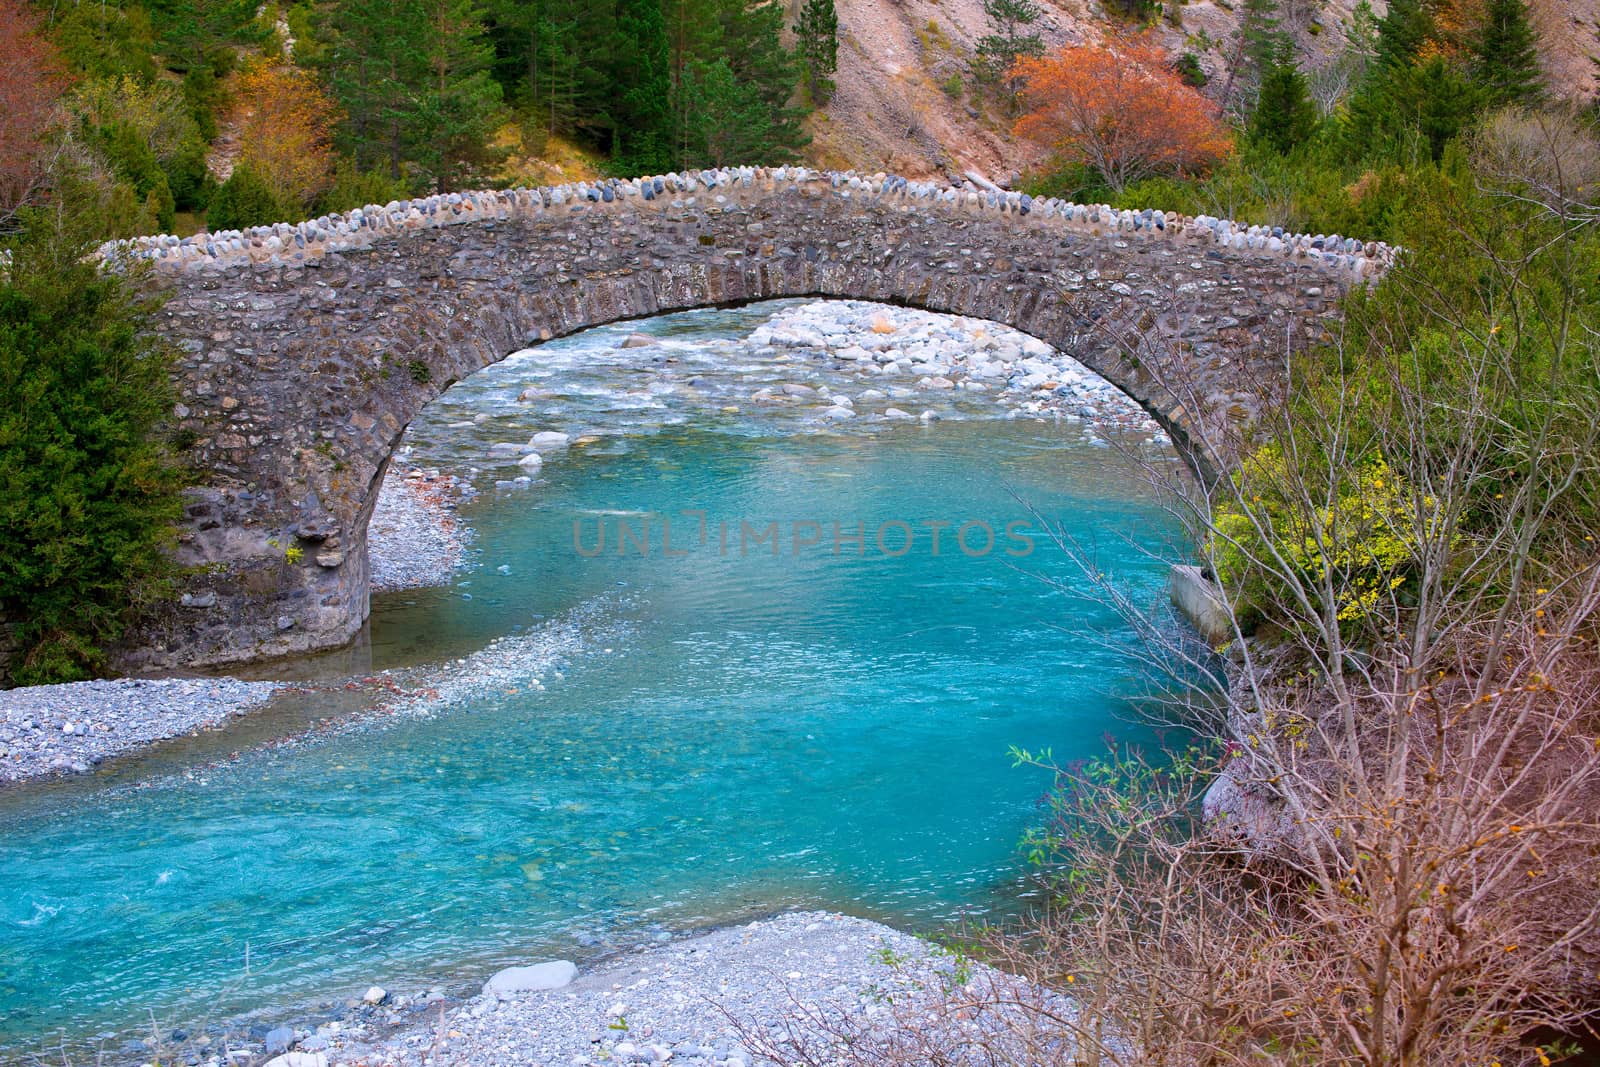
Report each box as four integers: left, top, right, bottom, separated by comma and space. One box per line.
1471, 107, 1600, 225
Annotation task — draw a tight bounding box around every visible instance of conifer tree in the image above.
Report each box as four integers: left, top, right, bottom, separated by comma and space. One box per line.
1470, 0, 1544, 107
795, 0, 838, 105
713, 0, 805, 142
417, 0, 504, 190
1251, 55, 1317, 154
975, 0, 1044, 89
1217, 0, 1282, 113
144, 0, 263, 73
610, 0, 673, 174
1239, 0, 1286, 82
1373, 0, 1433, 72
324, 0, 501, 189
324, 0, 427, 180
206, 163, 284, 229
1342, 0, 1380, 78
681, 58, 773, 165
662, 0, 726, 160
487, 0, 613, 144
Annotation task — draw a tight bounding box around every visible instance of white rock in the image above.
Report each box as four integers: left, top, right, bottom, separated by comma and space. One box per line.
529, 431, 571, 449
483, 960, 579, 997
883, 408, 913, 420
517, 452, 545, 469
263, 1054, 327, 1067
363, 985, 387, 1004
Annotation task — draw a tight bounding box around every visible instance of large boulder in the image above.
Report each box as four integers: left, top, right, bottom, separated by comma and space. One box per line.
482, 959, 579, 998
1202, 762, 1303, 855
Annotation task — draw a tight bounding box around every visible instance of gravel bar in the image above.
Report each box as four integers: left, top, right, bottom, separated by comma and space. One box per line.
0, 676, 281, 785
368, 466, 475, 593
296, 910, 1056, 1067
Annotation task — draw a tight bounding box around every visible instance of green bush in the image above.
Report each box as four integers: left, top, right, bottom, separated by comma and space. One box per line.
0, 206, 184, 684
1172, 51, 1207, 87
317, 160, 414, 214
47, 3, 159, 81
165, 138, 215, 213
181, 64, 223, 142
206, 164, 287, 230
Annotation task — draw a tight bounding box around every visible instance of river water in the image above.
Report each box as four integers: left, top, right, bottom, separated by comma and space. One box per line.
0, 301, 1185, 1057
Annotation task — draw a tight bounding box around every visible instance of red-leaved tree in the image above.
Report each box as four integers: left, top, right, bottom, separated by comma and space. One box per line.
0, 0, 68, 223
1014, 35, 1233, 193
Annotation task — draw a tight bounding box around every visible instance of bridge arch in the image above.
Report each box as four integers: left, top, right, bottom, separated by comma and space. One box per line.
115, 167, 1389, 670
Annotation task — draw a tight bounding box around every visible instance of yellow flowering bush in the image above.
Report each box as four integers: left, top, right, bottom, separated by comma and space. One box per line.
1210, 446, 1429, 633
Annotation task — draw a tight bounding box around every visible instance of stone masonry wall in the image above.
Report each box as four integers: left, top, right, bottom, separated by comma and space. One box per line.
108, 167, 1390, 671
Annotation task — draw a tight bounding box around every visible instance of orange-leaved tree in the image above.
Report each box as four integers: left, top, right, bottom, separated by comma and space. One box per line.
1014, 35, 1233, 194
0, 0, 69, 225
233, 63, 341, 213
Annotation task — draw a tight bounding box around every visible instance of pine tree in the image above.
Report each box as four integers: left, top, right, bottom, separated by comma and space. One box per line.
795, 0, 838, 105
1251, 56, 1317, 154
663, 0, 722, 162
1216, 0, 1282, 113
0, 193, 183, 683
711, 0, 806, 156
975, 0, 1044, 88
1339, 0, 1380, 84
610, 0, 673, 174
324, 0, 502, 189
1239, 0, 1286, 82
1344, 54, 1481, 163
417, 0, 504, 190
1470, 0, 1543, 107
324, 0, 428, 180
681, 58, 773, 165
487, 0, 613, 144
1373, 0, 1433, 72
144, 0, 264, 73
206, 164, 284, 229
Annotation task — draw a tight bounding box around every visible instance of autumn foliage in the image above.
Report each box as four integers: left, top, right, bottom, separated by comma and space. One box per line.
1014, 36, 1233, 193
0, 0, 69, 221
233, 63, 341, 211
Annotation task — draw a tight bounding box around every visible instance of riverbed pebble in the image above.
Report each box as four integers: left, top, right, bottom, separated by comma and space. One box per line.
0, 676, 281, 785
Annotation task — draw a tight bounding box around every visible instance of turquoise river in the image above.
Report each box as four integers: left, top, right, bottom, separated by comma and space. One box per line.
0, 301, 1186, 1058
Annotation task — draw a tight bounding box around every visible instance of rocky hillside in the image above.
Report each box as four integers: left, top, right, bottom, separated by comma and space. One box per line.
808, 0, 1600, 182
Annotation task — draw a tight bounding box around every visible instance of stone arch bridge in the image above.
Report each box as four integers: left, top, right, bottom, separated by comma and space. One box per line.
111, 167, 1392, 671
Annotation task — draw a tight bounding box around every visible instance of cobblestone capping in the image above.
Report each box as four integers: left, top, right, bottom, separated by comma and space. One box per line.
106, 167, 1391, 671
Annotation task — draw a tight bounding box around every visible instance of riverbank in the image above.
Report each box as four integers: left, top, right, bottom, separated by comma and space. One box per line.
221, 911, 1059, 1067
0, 676, 281, 784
